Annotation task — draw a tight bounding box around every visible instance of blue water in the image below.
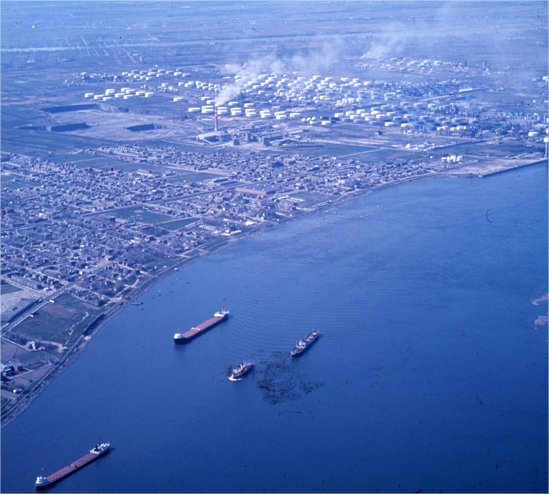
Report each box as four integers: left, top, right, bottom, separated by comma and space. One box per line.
2, 164, 547, 493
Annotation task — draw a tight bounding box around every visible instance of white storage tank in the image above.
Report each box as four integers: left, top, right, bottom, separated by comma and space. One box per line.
84, 93, 94, 98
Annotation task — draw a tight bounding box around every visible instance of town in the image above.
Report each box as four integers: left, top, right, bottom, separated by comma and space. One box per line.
1, 50, 546, 423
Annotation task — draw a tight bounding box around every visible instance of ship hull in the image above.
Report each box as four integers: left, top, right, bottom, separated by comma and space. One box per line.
36, 446, 109, 490
290, 331, 320, 357
174, 312, 228, 343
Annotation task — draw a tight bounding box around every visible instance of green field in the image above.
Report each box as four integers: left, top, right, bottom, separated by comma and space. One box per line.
0, 282, 22, 295
167, 171, 221, 183
291, 191, 333, 206
14, 293, 103, 348
103, 206, 174, 224
354, 148, 416, 162
49, 153, 99, 164
161, 218, 198, 230
1, 175, 39, 190
1, 127, 116, 155
439, 141, 538, 157
201, 236, 228, 249
76, 158, 158, 173
318, 143, 377, 157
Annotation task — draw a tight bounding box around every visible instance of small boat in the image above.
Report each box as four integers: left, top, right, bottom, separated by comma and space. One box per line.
291, 329, 320, 357
229, 361, 253, 381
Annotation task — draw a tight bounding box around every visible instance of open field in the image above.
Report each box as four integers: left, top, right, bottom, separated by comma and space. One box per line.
0, 282, 22, 295
12, 294, 103, 348
161, 218, 198, 230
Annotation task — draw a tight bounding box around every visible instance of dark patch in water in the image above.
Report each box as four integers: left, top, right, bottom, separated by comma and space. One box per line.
253, 351, 324, 404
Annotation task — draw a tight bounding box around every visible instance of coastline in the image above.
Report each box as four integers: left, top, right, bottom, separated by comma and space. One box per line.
1, 161, 544, 427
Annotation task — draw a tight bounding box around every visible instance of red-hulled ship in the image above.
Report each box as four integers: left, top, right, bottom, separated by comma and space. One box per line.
35, 443, 110, 490
174, 310, 229, 343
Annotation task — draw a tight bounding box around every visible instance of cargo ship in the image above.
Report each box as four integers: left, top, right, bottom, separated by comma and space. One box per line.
229, 361, 253, 381
35, 443, 110, 490
174, 310, 229, 343
290, 330, 320, 357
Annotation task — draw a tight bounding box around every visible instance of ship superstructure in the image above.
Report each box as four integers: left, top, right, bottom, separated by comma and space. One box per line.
229, 361, 253, 381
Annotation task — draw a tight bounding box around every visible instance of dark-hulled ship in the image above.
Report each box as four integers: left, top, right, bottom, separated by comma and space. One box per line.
290, 330, 320, 357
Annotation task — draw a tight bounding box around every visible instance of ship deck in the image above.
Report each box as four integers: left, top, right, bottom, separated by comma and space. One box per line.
45, 452, 98, 483
181, 316, 223, 338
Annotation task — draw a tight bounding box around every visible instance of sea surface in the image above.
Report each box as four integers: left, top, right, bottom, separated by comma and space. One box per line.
2, 164, 547, 493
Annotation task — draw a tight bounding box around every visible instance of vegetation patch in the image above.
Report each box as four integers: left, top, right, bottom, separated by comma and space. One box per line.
127, 124, 159, 132
161, 218, 198, 230
41, 104, 100, 113
0, 282, 23, 295
1, 175, 38, 190
104, 206, 174, 224
13, 294, 103, 348
291, 191, 333, 206
167, 171, 221, 183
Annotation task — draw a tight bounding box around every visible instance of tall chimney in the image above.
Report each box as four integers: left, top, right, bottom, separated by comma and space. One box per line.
214, 106, 219, 132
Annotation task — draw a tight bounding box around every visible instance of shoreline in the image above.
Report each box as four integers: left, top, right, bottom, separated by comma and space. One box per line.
1, 161, 544, 427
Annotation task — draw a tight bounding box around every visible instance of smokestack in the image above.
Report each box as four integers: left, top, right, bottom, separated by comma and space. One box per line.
214, 106, 219, 132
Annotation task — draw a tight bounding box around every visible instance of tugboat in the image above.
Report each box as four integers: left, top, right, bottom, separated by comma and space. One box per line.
291, 329, 320, 357
229, 361, 253, 381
